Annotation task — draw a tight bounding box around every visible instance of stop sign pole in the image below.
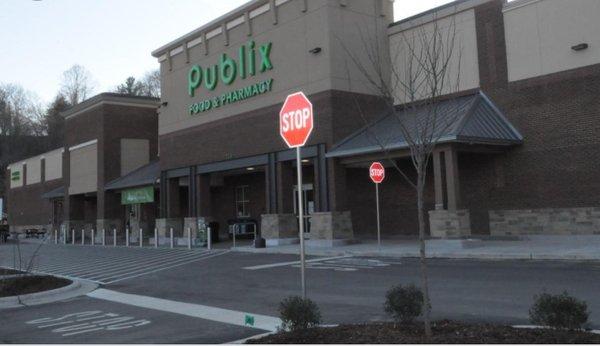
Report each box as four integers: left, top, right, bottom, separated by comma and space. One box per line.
280, 91, 314, 299
369, 162, 385, 250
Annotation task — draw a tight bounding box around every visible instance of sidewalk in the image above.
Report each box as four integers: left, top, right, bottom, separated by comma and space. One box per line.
231, 235, 600, 261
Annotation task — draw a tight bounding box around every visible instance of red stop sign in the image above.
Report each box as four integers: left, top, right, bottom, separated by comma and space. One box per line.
279, 92, 314, 148
369, 162, 385, 184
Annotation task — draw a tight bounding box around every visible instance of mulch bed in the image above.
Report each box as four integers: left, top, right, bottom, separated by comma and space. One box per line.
0, 268, 23, 275
248, 320, 600, 344
0, 275, 71, 297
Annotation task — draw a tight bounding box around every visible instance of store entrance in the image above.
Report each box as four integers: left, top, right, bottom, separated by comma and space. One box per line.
293, 184, 314, 237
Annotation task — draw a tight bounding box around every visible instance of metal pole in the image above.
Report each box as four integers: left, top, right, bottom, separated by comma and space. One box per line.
207, 226, 212, 250
54, 230, 58, 244
72, 229, 75, 245
187, 228, 192, 250
102, 229, 106, 246
170, 228, 174, 249
113, 228, 117, 247
296, 147, 306, 299
232, 225, 236, 248
376, 183, 381, 250
126, 228, 130, 247
91, 229, 95, 246
81, 229, 85, 245
154, 228, 158, 248
139, 229, 143, 248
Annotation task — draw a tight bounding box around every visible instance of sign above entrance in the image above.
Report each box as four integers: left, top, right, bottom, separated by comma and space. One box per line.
121, 186, 154, 205
187, 40, 274, 116
369, 162, 385, 184
279, 92, 314, 148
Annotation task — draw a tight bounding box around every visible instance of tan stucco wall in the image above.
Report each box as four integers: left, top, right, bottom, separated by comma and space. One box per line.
388, 8, 480, 104
25, 157, 41, 185
44, 149, 63, 181
504, 0, 600, 82
120, 138, 150, 176
157, 0, 392, 136
69, 142, 98, 195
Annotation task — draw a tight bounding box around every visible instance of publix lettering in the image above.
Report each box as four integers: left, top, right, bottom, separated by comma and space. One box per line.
188, 41, 273, 96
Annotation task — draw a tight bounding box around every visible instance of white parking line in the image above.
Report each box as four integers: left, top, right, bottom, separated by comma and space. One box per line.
70, 251, 209, 277
87, 288, 281, 331
101, 251, 230, 284
243, 255, 352, 270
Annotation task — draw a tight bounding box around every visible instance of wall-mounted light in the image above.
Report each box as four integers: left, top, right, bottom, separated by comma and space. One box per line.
571, 43, 589, 51
161, 101, 168, 107
246, 167, 255, 171
309, 47, 322, 54
301, 159, 310, 163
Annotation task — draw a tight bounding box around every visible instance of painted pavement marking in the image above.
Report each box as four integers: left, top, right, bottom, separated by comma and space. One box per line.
87, 288, 281, 332
26, 310, 151, 337
245, 256, 396, 272
242, 255, 352, 270
3, 246, 228, 285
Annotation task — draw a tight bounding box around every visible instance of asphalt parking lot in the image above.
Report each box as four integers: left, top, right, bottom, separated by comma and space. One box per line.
1, 242, 599, 343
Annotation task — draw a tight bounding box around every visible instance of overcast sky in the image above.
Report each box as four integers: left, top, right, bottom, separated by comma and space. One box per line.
0, 0, 456, 104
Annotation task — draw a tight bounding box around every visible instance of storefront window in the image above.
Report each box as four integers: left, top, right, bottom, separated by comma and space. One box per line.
235, 185, 250, 217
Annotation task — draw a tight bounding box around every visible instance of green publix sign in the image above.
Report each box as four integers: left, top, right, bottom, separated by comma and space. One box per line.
187, 40, 274, 115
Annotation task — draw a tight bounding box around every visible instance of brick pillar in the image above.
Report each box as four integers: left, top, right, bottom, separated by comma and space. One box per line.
444, 148, 461, 211
197, 173, 212, 217
433, 150, 444, 210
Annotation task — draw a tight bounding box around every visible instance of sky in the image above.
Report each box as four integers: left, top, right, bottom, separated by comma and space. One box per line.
0, 0, 456, 105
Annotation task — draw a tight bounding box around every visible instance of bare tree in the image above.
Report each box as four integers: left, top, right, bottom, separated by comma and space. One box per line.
114, 70, 160, 98
140, 69, 160, 98
60, 64, 95, 105
339, 12, 463, 339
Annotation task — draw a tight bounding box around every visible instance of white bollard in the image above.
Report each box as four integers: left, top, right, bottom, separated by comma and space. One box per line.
72, 229, 75, 245
139, 229, 143, 248
113, 229, 117, 246
233, 226, 237, 248
126, 229, 130, 247
54, 230, 58, 244
81, 229, 85, 245
170, 228, 174, 249
207, 226, 212, 250
63, 229, 67, 245
91, 229, 95, 246
154, 228, 158, 248
102, 229, 106, 246
187, 228, 192, 250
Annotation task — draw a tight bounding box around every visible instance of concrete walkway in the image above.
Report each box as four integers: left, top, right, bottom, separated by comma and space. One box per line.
232, 235, 600, 261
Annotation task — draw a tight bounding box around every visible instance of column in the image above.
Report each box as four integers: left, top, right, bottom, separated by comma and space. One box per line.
276, 161, 294, 214
197, 173, 212, 217
265, 153, 277, 214
444, 147, 461, 211
433, 150, 444, 210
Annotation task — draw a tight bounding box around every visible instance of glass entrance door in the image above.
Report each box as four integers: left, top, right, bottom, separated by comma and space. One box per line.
293, 184, 314, 237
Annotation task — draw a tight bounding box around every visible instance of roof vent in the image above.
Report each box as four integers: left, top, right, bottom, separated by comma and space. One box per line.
571, 43, 589, 51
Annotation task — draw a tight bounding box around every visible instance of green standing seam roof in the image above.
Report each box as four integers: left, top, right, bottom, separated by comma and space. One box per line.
326, 91, 523, 159
104, 161, 160, 191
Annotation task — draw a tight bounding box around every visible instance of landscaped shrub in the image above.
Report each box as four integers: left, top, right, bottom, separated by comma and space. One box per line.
278, 296, 322, 331
384, 284, 424, 323
529, 291, 589, 330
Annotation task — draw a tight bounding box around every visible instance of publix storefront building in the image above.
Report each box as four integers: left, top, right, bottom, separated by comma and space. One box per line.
149, 0, 600, 243
10, 0, 598, 242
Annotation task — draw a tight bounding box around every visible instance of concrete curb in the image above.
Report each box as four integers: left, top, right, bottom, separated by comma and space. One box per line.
230, 246, 600, 261
0, 278, 98, 309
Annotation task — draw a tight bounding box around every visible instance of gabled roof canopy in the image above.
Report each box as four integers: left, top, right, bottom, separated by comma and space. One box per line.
327, 91, 523, 159
105, 161, 160, 191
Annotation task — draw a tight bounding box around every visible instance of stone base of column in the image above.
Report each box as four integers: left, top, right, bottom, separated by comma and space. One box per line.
261, 214, 299, 246
156, 218, 183, 236
428, 209, 471, 238
308, 211, 354, 247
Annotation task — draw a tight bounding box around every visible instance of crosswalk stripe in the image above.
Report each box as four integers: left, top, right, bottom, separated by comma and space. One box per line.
79, 252, 213, 279
62, 251, 209, 276
101, 251, 230, 284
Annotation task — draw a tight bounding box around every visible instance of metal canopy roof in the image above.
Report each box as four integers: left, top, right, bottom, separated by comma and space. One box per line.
41, 186, 65, 199
326, 91, 523, 159
105, 161, 160, 191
